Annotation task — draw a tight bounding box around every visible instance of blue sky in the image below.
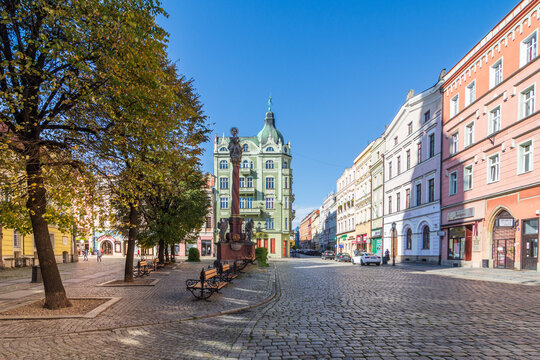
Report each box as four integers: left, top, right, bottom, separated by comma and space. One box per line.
158, 0, 516, 227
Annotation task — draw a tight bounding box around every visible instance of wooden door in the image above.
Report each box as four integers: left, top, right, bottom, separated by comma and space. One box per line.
522, 219, 538, 270
283, 241, 287, 257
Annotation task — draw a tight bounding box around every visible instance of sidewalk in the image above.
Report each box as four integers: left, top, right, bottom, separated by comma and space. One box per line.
394, 262, 540, 286
0, 258, 275, 339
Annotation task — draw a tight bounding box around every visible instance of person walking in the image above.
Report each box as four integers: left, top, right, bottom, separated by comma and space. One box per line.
83, 249, 88, 261
97, 249, 102, 262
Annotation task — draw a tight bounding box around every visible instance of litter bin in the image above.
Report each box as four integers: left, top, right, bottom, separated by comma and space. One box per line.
62, 251, 69, 263
31, 266, 42, 283
482, 259, 489, 268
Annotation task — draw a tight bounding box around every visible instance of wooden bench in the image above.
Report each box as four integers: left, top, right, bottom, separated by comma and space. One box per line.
134, 260, 153, 277
186, 267, 227, 300
219, 263, 238, 283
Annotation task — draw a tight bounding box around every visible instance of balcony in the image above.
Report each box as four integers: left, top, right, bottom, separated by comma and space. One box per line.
240, 167, 253, 175
239, 187, 255, 194
240, 208, 262, 216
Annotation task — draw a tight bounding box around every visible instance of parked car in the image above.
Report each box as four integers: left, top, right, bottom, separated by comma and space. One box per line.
321, 250, 335, 260
356, 252, 381, 266
335, 252, 351, 262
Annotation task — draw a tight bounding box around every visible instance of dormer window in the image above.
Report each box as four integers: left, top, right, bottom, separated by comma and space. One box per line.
265, 160, 274, 169
242, 160, 249, 168
219, 147, 227, 151
266, 147, 274, 152
242, 144, 249, 152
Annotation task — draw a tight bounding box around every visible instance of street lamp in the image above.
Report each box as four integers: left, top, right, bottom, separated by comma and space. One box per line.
391, 222, 396, 266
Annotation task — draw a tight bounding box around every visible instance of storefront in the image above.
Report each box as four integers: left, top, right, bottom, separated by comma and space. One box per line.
447, 225, 473, 263
355, 234, 368, 252
522, 218, 539, 270
371, 228, 382, 256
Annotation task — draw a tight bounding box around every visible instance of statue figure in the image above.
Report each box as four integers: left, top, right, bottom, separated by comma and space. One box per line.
245, 218, 254, 242
218, 218, 228, 242
228, 127, 242, 162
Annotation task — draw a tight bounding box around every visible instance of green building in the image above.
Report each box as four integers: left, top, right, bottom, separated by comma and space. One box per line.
213, 109, 294, 258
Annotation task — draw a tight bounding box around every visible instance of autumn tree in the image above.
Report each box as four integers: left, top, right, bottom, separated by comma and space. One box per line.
0, 0, 168, 308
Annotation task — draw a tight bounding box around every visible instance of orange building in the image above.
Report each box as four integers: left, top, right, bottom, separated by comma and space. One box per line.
441, 0, 540, 271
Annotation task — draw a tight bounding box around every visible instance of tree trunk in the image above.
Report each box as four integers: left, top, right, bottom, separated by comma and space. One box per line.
26, 156, 71, 309
158, 239, 165, 264
0, 226, 3, 268
165, 243, 169, 262
170, 244, 175, 262
123, 202, 139, 282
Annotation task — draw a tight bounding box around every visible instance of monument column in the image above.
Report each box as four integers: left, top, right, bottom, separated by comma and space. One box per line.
230, 154, 242, 237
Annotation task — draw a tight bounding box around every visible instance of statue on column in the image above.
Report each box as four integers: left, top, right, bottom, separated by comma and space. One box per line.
228, 127, 242, 163
218, 218, 228, 243
245, 219, 254, 242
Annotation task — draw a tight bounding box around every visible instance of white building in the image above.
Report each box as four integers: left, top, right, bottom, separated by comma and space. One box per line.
319, 192, 337, 251
354, 142, 373, 253
336, 167, 356, 255
382, 76, 444, 264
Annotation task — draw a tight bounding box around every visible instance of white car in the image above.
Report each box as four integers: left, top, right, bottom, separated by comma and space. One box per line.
352, 252, 381, 266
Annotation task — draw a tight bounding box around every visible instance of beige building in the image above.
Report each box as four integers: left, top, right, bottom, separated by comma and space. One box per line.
354, 142, 373, 253
336, 167, 356, 255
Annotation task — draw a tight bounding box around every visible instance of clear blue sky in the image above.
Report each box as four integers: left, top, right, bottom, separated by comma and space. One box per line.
158, 0, 517, 227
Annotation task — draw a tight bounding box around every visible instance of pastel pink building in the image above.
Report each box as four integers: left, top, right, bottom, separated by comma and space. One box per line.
441, 0, 540, 271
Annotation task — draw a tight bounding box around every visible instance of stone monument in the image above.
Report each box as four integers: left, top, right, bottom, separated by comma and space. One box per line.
216, 127, 256, 261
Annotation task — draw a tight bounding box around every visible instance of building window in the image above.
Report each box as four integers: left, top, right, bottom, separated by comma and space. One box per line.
266, 197, 274, 209
520, 85, 535, 119
250, 161, 253, 169
464, 165, 473, 191
490, 59, 503, 88
488, 154, 500, 183
266, 147, 274, 152
518, 140, 533, 174
220, 197, 228, 209
429, 133, 435, 158
465, 81, 476, 106
239, 197, 245, 209
205, 216, 212, 228
242, 144, 249, 152
266, 218, 274, 230
246, 176, 253, 188
239, 177, 245, 188
406, 188, 410, 209
428, 179, 434, 202
284, 197, 289, 209
388, 161, 392, 179
406, 150, 410, 170
265, 160, 274, 169
13, 231, 21, 248
284, 177, 289, 189
424, 110, 431, 122
219, 177, 229, 189
396, 192, 401, 212
219, 160, 228, 169
521, 31, 537, 66
246, 197, 253, 208
285, 219, 288, 231
283, 160, 288, 169
422, 226, 430, 249
449, 171, 458, 196
388, 196, 392, 214
450, 95, 459, 117
219, 147, 227, 151
265, 177, 274, 189
406, 229, 412, 250
416, 183, 421, 206
397, 156, 401, 175
489, 106, 501, 135
417, 142, 422, 164
465, 122, 474, 147
242, 160, 249, 168
407, 122, 412, 135
450, 132, 459, 155
522, 219, 538, 262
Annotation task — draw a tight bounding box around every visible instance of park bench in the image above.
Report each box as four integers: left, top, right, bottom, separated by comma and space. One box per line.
186, 267, 227, 300
134, 260, 154, 277
218, 263, 238, 283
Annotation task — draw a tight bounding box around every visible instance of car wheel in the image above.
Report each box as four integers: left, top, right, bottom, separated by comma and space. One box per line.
376, 262, 380, 266
360, 260, 364, 266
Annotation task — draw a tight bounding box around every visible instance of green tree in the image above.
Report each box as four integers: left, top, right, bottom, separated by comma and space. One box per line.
0, 0, 167, 308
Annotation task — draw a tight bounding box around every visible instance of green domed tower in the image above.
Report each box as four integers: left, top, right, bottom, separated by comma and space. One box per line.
213, 105, 294, 258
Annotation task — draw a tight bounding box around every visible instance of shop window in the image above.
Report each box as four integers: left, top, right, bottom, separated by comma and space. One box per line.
448, 226, 472, 261
406, 229, 412, 250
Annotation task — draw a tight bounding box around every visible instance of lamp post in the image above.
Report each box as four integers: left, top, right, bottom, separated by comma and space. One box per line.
391, 222, 396, 266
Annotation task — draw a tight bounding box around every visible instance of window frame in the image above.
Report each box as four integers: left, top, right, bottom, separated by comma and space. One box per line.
266, 196, 274, 209
464, 165, 473, 191
449, 171, 458, 196
415, 183, 422, 207
422, 226, 430, 250
220, 197, 229, 209
450, 94, 459, 118
219, 160, 228, 169
465, 121, 475, 148
428, 132, 435, 158
520, 84, 536, 119
520, 29, 538, 67
487, 153, 500, 184
219, 177, 229, 189
265, 176, 275, 189
450, 132, 459, 155
406, 228, 412, 250
465, 80, 476, 106
488, 105, 501, 135
424, 110, 431, 123
490, 58, 503, 88
517, 139, 534, 175
428, 178, 435, 203
265, 160, 274, 169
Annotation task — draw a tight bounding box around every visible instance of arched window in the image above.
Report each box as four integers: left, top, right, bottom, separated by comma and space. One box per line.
219, 160, 228, 169
265, 160, 274, 169
242, 160, 249, 168
250, 161, 253, 169
242, 144, 249, 152
219, 147, 227, 151
422, 226, 430, 249
283, 160, 288, 169
266, 147, 274, 152
406, 229, 412, 250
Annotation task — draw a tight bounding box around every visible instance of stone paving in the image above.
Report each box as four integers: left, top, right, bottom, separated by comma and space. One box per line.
0, 257, 538, 359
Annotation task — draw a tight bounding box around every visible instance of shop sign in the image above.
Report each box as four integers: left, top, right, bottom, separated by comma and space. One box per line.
472, 237, 481, 252
498, 219, 514, 227
371, 229, 382, 237
447, 208, 474, 221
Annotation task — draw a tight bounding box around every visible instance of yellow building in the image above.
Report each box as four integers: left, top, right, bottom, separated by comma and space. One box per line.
0, 226, 73, 268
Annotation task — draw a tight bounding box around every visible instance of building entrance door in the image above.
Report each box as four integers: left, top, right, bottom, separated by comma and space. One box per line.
101, 241, 113, 255
201, 240, 211, 256
522, 219, 538, 270
492, 211, 515, 269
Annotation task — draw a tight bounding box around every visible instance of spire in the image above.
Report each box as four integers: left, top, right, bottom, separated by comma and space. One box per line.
268, 94, 272, 112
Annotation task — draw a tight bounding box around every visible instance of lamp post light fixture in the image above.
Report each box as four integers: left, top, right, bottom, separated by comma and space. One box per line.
391, 222, 396, 266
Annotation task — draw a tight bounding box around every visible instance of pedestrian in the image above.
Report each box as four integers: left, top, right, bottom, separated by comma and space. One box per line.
137, 249, 140, 258
97, 249, 102, 262
384, 249, 390, 261
83, 249, 88, 261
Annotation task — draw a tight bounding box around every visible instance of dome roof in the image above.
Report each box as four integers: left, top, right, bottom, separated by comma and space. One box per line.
257, 111, 284, 145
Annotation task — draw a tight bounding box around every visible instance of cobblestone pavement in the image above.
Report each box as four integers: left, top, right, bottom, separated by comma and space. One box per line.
0, 257, 539, 359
